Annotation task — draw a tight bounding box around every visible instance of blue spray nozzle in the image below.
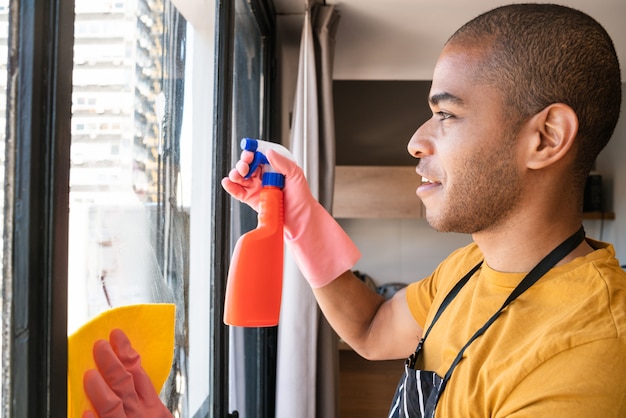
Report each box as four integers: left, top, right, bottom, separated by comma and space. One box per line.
240, 138, 259, 152
241, 138, 266, 179
240, 138, 289, 180
262, 172, 285, 189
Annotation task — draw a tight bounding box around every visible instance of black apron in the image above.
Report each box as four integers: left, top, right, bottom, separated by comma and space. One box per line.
388, 227, 586, 418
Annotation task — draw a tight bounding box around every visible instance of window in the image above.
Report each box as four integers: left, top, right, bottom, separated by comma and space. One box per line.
0, 0, 275, 415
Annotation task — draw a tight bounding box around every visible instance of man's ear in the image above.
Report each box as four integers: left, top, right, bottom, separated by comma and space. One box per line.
523, 103, 578, 170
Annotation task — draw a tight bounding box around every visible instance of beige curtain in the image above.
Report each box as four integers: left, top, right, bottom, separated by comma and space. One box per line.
275, 3, 341, 418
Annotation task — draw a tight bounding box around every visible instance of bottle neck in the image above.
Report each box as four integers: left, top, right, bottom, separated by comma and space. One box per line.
258, 186, 284, 229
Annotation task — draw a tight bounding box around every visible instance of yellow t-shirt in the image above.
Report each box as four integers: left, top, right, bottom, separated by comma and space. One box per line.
405, 239, 626, 417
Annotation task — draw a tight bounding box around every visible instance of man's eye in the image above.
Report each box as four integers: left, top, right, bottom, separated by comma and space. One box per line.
436, 111, 453, 120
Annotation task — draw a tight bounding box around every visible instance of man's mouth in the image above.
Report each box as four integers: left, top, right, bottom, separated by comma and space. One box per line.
417, 174, 441, 196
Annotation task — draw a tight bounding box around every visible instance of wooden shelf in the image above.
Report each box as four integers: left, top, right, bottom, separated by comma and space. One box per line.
333, 166, 423, 219
333, 166, 616, 221
583, 211, 615, 220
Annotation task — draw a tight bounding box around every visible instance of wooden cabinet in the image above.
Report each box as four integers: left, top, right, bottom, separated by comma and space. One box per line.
338, 344, 404, 418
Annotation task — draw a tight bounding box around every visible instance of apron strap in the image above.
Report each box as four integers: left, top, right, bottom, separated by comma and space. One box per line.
422, 261, 483, 341
407, 261, 483, 369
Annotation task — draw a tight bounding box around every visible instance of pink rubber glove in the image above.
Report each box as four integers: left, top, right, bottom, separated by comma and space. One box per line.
221, 148, 361, 288
83, 329, 172, 418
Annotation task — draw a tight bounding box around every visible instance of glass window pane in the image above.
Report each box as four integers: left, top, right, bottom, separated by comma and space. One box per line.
68, 0, 201, 414
232, 0, 264, 145
229, 0, 274, 417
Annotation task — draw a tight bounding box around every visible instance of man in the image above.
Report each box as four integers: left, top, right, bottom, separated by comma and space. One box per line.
84, 3, 625, 417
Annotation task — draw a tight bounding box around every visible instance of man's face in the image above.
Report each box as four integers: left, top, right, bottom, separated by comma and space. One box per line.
407, 42, 524, 234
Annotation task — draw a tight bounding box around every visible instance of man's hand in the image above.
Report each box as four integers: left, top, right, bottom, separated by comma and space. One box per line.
222, 147, 361, 288
83, 329, 172, 418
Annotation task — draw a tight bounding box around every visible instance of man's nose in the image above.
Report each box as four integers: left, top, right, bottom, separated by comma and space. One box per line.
407, 121, 433, 160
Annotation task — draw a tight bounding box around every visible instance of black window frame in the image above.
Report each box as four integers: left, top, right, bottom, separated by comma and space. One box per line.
230, 0, 278, 415
4, 0, 74, 416
213, 0, 277, 416
209, 0, 235, 416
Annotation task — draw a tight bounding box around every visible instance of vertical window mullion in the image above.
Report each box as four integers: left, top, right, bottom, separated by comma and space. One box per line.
210, 0, 234, 416
4, 0, 73, 416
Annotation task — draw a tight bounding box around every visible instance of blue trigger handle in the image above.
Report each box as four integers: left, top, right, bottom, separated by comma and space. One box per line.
245, 151, 269, 179
241, 138, 269, 179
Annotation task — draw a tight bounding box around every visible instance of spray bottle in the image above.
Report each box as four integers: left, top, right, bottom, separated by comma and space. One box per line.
223, 138, 289, 327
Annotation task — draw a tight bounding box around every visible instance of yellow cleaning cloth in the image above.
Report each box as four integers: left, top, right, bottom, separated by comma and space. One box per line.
67, 303, 176, 418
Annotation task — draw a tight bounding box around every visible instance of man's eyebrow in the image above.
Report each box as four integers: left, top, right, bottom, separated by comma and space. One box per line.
429, 92, 464, 106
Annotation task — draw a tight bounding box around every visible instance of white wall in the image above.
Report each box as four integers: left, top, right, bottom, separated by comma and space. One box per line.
330, 0, 626, 81
338, 218, 472, 285
587, 87, 626, 265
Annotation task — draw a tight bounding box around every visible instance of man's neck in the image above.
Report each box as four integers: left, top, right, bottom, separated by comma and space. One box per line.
472, 218, 593, 273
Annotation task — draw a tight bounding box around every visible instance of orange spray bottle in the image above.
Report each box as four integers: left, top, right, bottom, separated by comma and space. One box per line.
223, 139, 286, 327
